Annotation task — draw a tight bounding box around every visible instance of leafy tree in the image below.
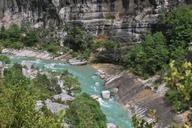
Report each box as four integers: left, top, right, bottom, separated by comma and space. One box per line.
66, 93, 107, 128
0, 24, 39, 49
62, 74, 81, 94
0, 64, 65, 128
162, 5, 192, 63
162, 5, 192, 48
32, 73, 62, 99
123, 32, 169, 78
4, 64, 30, 87
0, 82, 65, 128
165, 60, 192, 111
21, 30, 38, 47
66, 27, 91, 51
0, 55, 10, 64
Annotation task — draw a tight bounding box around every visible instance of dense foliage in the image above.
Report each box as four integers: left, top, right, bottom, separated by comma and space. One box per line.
0, 25, 38, 49
0, 55, 10, 64
65, 27, 93, 60
162, 5, 192, 48
165, 61, 192, 111
33, 73, 62, 99
162, 5, 192, 63
62, 73, 81, 95
0, 64, 64, 128
123, 32, 169, 78
66, 93, 107, 128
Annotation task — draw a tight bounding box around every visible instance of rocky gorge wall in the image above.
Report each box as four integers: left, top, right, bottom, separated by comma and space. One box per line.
0, 0, 191, 42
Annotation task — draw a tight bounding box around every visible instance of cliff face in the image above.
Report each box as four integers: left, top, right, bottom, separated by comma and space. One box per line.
0, 0, 190, 42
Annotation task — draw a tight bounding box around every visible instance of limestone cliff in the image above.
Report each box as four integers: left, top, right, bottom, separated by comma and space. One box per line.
0, 0, 190, 42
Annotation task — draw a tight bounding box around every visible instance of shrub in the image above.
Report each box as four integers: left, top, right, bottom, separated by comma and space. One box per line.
61, 73, 81, 94
162, 5, 192, 48
39, 42, 60, 55
165, 60, 192, 111
66, 93, 107, 128
123, 32, 169, 78
0, 24, 39, 49
0, 55, 10, 64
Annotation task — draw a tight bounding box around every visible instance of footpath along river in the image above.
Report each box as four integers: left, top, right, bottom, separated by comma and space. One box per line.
9, 56, 132, 128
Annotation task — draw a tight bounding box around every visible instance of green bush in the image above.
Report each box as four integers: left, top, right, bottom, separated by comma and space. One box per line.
123, 32, 169, 78
161, 5, 192, 65
42, 42, 60, 55
61, 73, 81, 95
66, 93, 107, 128
162, 5, 192, 48
32, 73, 62, 99
21, 30, 38, 47
0, 24, 38, 49
165, 61, 192, 111
66, 27, 91, 51
0, 80, 64, 128
0, 55, 10, 64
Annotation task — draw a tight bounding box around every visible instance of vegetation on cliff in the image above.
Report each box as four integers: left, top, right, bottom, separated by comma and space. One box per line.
165, 61, 192, 111
0, 56, 106, 127
122, 32, 169, 78
0, 64, 64, 128
66, 93, 107, 128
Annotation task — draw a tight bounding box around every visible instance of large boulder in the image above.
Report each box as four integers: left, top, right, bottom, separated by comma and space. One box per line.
102, 90, 110, 100
107, 123, 118, 128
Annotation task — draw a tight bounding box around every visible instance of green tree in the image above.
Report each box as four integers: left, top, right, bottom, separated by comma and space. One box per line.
162, 5, 192, 63
4, 64, 30, 87
123, 32, 169, 78
0, 55, 10, 64
165, 60, 192, 111
62, 74, 81, 94
162, 5, 192, 48
66, 93, 107, 128
0, 64, 65, 128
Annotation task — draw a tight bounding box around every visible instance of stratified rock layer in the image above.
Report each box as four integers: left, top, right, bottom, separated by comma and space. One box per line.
0, 0, 190, 42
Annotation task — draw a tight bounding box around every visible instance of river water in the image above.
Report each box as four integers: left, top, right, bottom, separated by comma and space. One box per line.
9, 56, 132, 128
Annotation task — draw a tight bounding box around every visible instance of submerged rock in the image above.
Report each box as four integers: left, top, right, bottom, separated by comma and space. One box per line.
102, 90, 111, 100
107, 123, 118, 128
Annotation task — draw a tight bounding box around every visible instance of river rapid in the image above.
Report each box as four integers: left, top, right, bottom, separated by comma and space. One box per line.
9, 56, 132, 128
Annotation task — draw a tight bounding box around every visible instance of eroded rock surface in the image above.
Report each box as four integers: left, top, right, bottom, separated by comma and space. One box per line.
0, 0, 190, 42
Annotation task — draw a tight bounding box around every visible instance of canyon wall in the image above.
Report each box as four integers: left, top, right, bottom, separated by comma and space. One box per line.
0, 0, 191, 42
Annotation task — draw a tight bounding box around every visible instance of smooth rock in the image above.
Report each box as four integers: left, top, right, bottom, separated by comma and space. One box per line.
102, 90, 110, 99
107, 123, 118, 128
53, 93, 74, 102
68, 59, 87, 66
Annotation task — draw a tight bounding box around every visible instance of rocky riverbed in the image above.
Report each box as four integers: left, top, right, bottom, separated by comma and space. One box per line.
92, 63, 176, 128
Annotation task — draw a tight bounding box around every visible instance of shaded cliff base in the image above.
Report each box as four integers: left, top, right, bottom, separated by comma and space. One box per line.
92, 63, 178, 128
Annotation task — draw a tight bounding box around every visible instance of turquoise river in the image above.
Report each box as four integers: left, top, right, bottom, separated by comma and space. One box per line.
9, 56, 132, 128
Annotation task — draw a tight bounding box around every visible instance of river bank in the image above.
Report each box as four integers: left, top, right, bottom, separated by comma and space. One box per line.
1, 48, 177, 127
91, 63, 176, 128
2, 51, 132, 128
